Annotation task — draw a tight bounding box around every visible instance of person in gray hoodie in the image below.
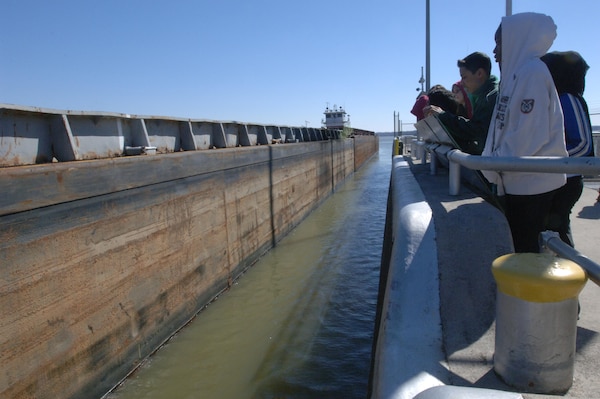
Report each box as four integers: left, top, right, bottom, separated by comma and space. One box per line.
481, 12, 568, 253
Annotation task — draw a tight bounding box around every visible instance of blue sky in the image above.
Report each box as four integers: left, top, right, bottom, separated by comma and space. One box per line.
1, 0, 599, 132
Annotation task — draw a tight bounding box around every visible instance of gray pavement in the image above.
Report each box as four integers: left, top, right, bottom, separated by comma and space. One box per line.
408, 160, 600, 399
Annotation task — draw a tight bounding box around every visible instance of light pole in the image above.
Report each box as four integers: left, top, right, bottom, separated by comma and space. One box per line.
417, 66, 425, 94
425, 0, 430, 92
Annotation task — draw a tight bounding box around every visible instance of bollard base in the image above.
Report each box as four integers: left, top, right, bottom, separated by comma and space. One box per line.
494, 291, 578, 394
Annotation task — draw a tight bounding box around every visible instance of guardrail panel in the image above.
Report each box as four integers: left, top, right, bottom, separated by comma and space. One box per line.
67, 115, 125, 159
0, 109, 59, 166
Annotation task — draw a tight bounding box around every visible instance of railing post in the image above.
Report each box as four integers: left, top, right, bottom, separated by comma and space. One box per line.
448, 159, 461, 195
430, 149, 437, 175
415, 141, 425, 162
411, 140, 419, 160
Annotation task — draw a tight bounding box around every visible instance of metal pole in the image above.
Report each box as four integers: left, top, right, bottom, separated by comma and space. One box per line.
449, 159, 461, 195
540, 231, 600, 286
425, 0, 431, 92
506, 0, 512, 16
430, 150, 437, 175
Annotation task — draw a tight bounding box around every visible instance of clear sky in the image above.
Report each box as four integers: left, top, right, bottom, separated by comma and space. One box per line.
1, 0, 599, 133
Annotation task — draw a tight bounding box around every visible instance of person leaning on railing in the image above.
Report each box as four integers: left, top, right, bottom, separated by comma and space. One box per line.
481, 13, 568, 254
423, 52, 499, 155
541, 50, 595, 248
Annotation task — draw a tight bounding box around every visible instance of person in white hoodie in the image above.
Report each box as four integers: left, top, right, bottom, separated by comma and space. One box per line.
481, 12, 568, 253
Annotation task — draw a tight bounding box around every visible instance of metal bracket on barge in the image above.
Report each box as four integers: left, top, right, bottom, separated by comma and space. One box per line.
0, 103, 343, 167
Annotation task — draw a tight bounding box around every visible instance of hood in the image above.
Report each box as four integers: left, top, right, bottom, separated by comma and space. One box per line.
452, 81, 473, 118
501, 12, 557, 77
541, 51, 589, 95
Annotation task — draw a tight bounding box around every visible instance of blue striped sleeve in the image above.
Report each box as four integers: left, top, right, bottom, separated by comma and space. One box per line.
560, 93, 593, 157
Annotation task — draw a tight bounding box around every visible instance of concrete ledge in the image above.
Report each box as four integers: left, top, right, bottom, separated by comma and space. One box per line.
371, 156, 516, 399
415, 386, 522, 399
372, 143, 600, 399
370, 157, 447, 399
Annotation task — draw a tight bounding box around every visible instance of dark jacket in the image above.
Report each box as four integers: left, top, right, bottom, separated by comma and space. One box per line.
541, 51, 594, 158
438, 75, 499, 154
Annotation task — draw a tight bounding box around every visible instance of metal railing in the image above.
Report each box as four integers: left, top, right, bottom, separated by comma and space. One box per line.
445, 149, 600, 195
442, 148, 600, 286
540, 231, 600, 286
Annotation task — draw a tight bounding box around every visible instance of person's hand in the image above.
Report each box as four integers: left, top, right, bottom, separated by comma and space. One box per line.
423, 104, 443, 117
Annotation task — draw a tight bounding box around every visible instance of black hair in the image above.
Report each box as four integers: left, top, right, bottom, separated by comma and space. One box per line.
457, 52, 492, 76
427, 85, 467, 117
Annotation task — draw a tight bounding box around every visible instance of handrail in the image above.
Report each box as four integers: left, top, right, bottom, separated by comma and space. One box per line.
444, 149, 600, 195
447, 149, 600, 174
439, 148, 600, 286
540, 231, 600, 287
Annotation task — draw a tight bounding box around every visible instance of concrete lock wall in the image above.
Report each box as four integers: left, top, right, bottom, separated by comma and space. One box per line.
0, 105, 377, 399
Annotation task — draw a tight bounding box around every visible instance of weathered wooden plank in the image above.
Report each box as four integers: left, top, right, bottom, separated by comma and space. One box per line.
0, 136, 378, 399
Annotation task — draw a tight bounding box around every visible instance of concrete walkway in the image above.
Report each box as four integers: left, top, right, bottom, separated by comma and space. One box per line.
409, 160, 600, 399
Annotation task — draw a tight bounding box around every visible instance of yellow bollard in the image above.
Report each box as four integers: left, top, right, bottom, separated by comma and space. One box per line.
491, 253, 587, 394
393, 137, 401, 156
